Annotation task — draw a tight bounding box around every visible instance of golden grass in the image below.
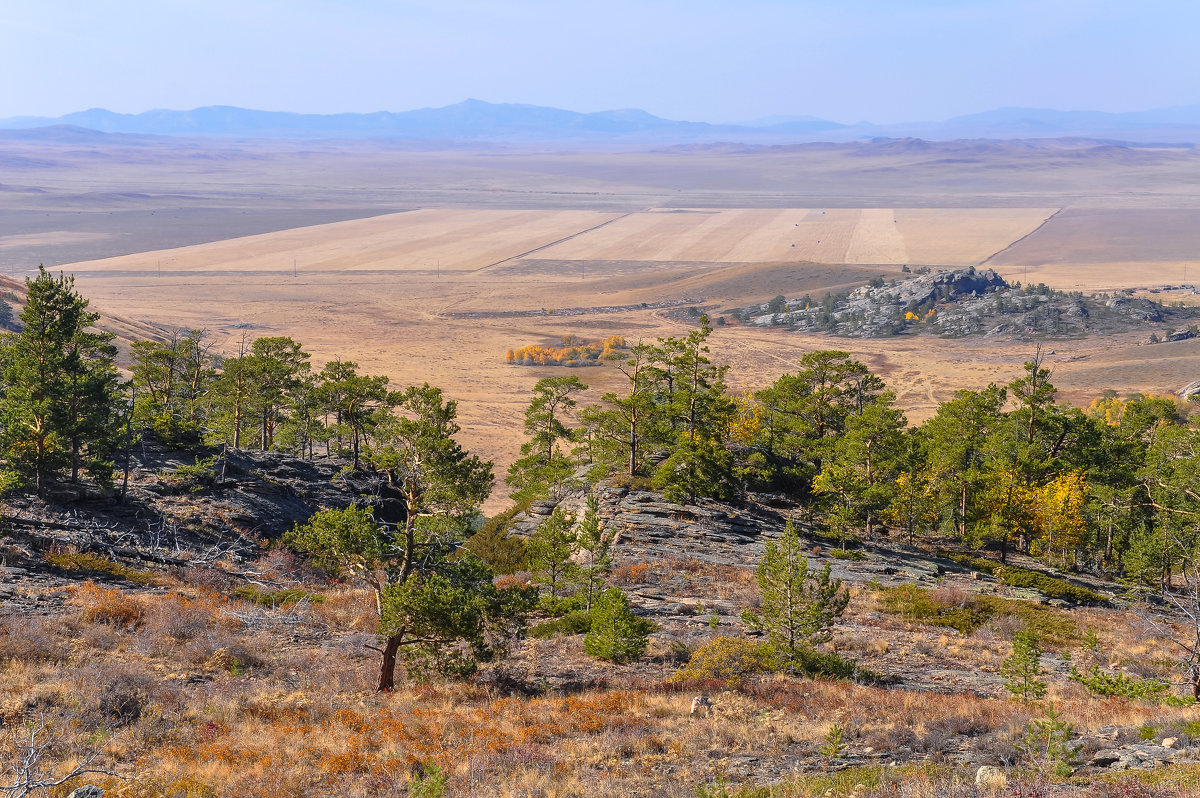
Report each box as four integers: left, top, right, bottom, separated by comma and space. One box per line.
3, 575, 1199, 797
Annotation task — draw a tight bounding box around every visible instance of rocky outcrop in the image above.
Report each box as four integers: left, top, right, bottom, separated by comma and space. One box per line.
744, 268, 1191, 339
511, 480, 785, 565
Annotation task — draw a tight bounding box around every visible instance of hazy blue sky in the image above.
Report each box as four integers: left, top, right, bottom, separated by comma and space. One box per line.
3, 0, 1198, 123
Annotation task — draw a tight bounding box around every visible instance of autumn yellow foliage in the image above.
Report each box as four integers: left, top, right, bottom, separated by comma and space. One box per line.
505, 335, 626, 366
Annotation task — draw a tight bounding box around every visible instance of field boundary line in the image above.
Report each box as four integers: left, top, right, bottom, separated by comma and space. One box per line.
978, 207, 1064, 267
472, 212, 636, 271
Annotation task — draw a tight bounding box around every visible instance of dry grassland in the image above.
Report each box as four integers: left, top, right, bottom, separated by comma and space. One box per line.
4, 571, 1199, 798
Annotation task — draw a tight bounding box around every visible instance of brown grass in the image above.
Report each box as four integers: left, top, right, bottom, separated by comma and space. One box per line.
2, 575, 1198, 797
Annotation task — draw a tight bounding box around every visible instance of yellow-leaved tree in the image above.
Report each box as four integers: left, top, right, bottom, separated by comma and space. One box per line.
1033, 470, 1088, 568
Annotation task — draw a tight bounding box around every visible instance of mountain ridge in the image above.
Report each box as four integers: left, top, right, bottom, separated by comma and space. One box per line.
8, 99, 1200, 143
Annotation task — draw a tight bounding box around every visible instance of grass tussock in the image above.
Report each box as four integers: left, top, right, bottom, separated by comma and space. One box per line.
876, 583, 1080, 648
45, 550, 159, 585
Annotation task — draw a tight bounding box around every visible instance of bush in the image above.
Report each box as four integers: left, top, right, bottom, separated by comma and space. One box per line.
940, 552, 1106, 605
463, 506, 528, 575
670, 636, 773, 685
584, 588, 652, 663
670, 636, 884, 686
0, 614, 67, 663
232, 585, 324, 607
162, 455, 219, 493
78, 661, 174, 727
878, 584, 991, 634
787, 647, 886, 683
876, 583, 1080, 648
73, 581, 144, 626
1069, 664, 1191, 706
529, 610, 592, 639
46, 550, 158, 585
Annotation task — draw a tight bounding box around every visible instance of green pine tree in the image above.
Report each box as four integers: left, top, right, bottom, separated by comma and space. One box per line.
1002, 631, 1048, 701
1, 267, 121, 492
742, 519, 850, 664
584, 587, 649, 663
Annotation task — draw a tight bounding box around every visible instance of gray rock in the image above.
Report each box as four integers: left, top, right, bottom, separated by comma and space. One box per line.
68, 787, 104, 798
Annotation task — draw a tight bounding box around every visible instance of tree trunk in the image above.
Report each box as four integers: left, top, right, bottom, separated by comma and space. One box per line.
628, 419, 637, 476
378, 633, 403, 691
959, 485, 968, 538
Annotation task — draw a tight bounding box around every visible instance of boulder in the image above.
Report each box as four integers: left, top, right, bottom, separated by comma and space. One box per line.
68, 788, 104, 798
974, 765, 1006, 791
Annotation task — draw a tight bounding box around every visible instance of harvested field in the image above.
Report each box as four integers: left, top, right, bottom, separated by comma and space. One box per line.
66, 209, 624, 275
897, 208, 1057, 265
987, 207, 1200, 290
536, 207, 1053, 266
844, 208, 906, 264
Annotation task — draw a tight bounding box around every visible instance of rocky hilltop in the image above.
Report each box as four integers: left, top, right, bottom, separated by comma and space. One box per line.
742, 267, 1189, 339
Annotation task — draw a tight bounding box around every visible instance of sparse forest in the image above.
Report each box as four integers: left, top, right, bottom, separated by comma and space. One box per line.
8, 275, 1200, 796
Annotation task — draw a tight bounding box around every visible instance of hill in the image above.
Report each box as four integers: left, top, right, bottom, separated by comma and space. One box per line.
1, 446, 1197, 796
742, 267, 1199, 339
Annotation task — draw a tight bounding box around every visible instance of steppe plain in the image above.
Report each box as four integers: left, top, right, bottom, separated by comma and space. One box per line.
4, 132, 1200, 504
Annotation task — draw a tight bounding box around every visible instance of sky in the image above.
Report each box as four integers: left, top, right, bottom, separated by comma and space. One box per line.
3, 0, 1199, 124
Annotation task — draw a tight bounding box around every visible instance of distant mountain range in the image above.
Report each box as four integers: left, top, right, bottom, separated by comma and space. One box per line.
4, 100, 1200, 144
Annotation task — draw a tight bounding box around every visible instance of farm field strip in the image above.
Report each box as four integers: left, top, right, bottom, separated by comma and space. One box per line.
64, 209, 624, 274
535, 207, 1056, 266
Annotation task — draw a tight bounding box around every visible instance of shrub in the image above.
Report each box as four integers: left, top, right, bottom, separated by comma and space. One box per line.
232, 585, 324, 607
670, 636, 773, 685
876, 583, 1079, 647
788, 647, 886, 683
46, 550, 158, 585
72, 581, 144, 626
78, 661, 173, 727
878, 583, 990, 634
940, 551, 1106, 605
162, 454, 219, 492
529, 610, 592, 639
0, 614, 67, 663
584, 588, 651, 663
670, 636, 884, 686
462, 507, 528, 575
1069, 664, 1191, 706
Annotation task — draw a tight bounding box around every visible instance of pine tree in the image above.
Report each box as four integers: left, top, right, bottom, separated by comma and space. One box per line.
1, 267, 121, 492
1002, 631, 1048, 701
314, 359, 390, 467
584, 587, 648, 663
574, 494, 611, 611
506, 375, 587, 502
130, 329, 214, 444
525, 506, 579, 601
742, 519, 850, 663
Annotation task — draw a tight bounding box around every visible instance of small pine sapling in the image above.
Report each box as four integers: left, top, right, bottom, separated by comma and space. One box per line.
1002, 630, 1048, 701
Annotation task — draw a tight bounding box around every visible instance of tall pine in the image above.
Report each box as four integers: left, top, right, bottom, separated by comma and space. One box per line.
2, 267, 121, 492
